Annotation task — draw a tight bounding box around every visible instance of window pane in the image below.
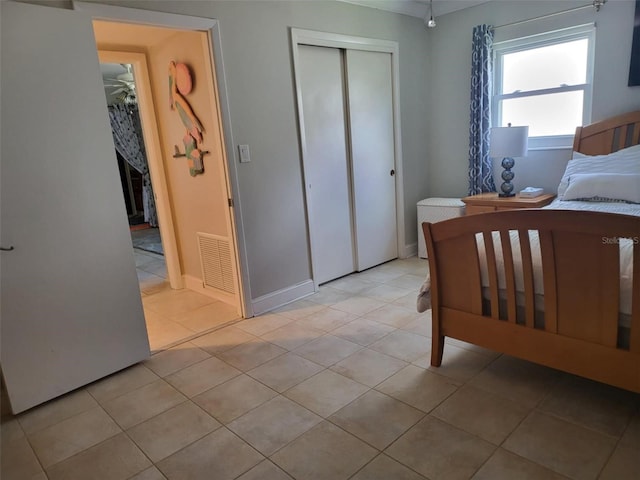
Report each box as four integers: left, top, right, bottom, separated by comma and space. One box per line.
502, 39, 588, 93
500, 91, 584, 136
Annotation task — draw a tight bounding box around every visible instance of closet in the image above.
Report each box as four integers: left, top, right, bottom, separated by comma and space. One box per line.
297, 44, 398, 285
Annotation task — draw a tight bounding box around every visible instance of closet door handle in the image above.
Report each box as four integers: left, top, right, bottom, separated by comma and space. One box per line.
390, 169, 395, 176
1, 246, 15, 251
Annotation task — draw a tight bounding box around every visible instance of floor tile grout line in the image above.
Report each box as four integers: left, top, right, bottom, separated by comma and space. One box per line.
191, 374, 281, 426
530, 371, 637, 439
8, 415, 50, 479
148, 317, 245, 354
323, 397, 428, 452
344, 451, 431, 480
530, 406, 627, 441
11, 256, 634, 479
121, 398, 224, 477
34, 419, 124, 475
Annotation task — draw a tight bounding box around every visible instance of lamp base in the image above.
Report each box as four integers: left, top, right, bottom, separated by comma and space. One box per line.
499, 156, 516, 198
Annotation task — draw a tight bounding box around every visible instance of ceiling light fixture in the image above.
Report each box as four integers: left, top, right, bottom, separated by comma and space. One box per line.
425, 0, 436, 28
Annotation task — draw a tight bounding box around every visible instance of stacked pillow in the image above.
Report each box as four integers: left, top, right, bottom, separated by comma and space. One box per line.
558, 144, 640, 203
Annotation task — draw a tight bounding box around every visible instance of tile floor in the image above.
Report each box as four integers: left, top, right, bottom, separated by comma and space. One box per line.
134, 248, 240, 352
131, 227, 164, 256
2, 256, 639, 479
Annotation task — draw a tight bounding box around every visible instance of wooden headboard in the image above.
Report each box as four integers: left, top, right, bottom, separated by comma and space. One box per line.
573, 110, 640, 155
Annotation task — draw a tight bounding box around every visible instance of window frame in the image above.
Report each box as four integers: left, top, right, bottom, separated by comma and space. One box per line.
492, 24, 596, 150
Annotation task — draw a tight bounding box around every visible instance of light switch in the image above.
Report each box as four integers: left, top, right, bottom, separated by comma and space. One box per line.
238, 144, 251, 163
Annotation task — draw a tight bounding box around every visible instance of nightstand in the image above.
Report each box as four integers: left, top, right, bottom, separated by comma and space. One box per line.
462, 192, 556, 215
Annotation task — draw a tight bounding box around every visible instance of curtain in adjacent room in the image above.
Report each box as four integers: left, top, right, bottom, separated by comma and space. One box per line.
468, 24, 496, 195
108, 103, 158, 227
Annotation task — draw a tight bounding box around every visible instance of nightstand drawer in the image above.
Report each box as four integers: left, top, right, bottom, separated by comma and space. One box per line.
466, 205, 496, 215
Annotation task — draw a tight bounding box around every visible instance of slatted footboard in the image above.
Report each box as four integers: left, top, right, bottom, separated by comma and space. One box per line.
422, 209, 640, 393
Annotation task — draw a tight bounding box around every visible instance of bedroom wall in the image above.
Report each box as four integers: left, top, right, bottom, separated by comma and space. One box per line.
93, 21, 231, 290
68, 0, 432, 302
426, 0, 640, 197
146, 30, 231, 281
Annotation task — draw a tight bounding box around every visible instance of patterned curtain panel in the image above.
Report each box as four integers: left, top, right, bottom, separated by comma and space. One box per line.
468, 24, 496, 195
108, 103, 158, 227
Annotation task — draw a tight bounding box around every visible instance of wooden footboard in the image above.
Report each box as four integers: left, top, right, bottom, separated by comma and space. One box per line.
422, 209, 640, 393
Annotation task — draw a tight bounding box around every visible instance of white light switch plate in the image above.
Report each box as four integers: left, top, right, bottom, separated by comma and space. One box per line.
238, 144, 251, 163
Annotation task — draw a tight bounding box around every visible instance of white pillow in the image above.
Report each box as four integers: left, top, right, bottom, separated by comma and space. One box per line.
563, 173, 640, 203
558, 144, 640, 199
571, 151, 591, 159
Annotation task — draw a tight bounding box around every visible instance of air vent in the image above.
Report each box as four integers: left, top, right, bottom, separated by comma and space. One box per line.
197, 232, 235, 294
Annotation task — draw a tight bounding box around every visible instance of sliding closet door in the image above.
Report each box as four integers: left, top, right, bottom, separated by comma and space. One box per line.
346, 50, 397, 270
298, 45, 356, 284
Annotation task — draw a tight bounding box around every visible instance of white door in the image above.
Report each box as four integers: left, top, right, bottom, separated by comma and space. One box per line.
0, 2, 150, 413
346, 50, 398, 270
298, 45, 356, 284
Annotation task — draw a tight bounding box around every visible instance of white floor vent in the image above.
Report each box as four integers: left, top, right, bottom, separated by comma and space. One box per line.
197, 232, 235, 294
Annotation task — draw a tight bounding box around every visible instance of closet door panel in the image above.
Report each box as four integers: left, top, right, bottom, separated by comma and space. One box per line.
346, 50, 397, 271
298, 45, 355, 284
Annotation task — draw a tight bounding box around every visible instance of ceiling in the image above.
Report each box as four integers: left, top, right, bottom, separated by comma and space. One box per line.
340, 0, 490, 19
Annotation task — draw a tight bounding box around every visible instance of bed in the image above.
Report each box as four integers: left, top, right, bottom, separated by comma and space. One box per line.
420, 111, 640, 393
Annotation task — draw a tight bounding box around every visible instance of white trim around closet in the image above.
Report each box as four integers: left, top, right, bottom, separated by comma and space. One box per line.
290, 28, 406, 290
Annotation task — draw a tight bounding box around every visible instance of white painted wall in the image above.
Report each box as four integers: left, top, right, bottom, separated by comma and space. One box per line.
426, 0, 640, 197
64, 0, 431, 301
24, 0, 637, 310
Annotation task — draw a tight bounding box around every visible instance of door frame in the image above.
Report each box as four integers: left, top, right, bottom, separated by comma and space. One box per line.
74, 1, 252, 317
99, 50, 183, 290
291, 28, 406, 290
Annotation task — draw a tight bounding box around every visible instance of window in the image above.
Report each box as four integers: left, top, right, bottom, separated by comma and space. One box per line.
493, 25, 595, 149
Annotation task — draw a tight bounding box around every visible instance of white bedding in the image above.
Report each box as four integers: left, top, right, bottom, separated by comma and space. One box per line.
474, 199, 637, 320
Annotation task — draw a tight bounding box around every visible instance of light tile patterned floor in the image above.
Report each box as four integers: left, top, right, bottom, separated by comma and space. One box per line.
135, 248, 241, 352
2, 256, 639, 479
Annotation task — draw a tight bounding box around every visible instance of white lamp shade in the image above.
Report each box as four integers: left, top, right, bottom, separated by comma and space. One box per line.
489, 126, 529, 158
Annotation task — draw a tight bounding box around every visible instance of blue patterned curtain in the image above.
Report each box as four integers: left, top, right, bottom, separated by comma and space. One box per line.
108, 103, 158, 227
468, 24, 496, 195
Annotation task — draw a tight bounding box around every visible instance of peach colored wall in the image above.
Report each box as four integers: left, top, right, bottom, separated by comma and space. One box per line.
147, 30, 229, 279
93, 21, 230, 282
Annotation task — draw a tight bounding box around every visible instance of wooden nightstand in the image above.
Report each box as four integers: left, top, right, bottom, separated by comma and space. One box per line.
462, 192, 556, 215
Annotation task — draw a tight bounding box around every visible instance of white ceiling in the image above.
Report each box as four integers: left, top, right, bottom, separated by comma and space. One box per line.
339, 0, 490, 19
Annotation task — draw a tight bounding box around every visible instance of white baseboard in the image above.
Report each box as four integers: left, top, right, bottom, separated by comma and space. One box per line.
251, 279, 316, 316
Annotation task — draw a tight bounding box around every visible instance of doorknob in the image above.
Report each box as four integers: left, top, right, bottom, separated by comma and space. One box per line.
390, 169, 395, 176
1, 246, 15, 251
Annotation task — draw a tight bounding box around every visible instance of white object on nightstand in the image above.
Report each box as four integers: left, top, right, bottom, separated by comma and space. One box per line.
417, 198, 465, 258
519, 187, 544, 198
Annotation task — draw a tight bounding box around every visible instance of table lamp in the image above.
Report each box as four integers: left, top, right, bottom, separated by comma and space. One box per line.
490, 124, 529, 197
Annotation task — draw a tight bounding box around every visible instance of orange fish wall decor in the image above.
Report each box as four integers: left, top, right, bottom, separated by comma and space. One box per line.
169, 61, 207, 176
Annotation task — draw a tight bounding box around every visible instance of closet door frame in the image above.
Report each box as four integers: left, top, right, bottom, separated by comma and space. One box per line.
291, 28, 405, 290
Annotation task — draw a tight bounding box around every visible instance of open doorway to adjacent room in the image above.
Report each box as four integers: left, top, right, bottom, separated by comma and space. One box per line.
95, 22, 244, 352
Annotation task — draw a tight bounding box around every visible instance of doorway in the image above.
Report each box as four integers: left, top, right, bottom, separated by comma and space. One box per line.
101, 63, 165, 254
94, 23, 244, 351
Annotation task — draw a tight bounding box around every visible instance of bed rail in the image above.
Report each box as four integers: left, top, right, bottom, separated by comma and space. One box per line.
422, 209, 640, 392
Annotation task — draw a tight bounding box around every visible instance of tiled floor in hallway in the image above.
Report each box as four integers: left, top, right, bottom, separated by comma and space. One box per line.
134, 248, 240, 352
2, 256, 639, 479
